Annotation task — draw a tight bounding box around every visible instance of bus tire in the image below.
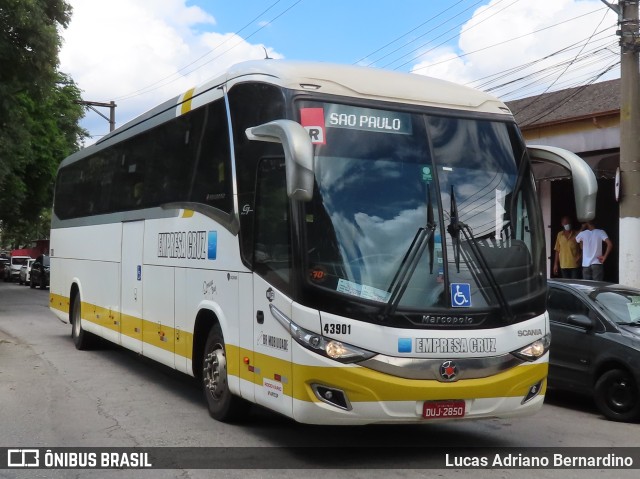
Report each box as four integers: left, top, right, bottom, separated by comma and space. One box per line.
71, 294, 94, 350
594, 369, 640, 422
202, 324, 250, 422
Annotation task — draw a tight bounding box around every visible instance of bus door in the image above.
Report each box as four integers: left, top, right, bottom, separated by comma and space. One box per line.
252, 158, 294, 416
120, 220, 144, 353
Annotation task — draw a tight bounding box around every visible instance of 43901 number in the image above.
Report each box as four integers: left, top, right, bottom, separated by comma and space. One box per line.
323, 323, 351, 335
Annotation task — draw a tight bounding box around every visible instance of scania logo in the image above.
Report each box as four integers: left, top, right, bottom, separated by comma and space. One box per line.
439, 360, 459, 382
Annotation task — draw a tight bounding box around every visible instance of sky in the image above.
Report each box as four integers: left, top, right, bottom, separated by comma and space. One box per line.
58, 0, 620, 143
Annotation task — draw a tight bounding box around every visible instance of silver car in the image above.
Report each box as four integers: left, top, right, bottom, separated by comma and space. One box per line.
18, 259, 35, 285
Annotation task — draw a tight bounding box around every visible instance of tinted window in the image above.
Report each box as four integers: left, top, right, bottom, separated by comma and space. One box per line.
253, 159, 291, 293
548, 288, 590, 324
227, 82, 287, 266
54, 99, 232, 219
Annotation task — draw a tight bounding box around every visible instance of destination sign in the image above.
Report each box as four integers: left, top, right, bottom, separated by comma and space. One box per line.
323, 104, 412, 135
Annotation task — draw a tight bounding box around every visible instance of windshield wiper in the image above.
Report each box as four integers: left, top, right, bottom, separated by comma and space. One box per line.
447, 185, 514, 323
380, 186, 436, 320
618, 320, 640, 327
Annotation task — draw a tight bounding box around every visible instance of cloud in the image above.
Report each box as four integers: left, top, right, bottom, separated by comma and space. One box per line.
59, 0, 283, 142
409, 0, 619, 100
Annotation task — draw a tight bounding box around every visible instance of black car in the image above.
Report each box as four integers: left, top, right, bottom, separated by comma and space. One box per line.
30, 254, 50, 290
547, 279, 640, 422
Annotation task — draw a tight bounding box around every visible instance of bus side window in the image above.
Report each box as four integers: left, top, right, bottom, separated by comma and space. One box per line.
253, 158, 291, 293
189, 100, 232, 213
227, 82, 287, 267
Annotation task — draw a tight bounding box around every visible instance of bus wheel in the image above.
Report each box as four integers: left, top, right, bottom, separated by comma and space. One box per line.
202, 324, 250, 422
71, 295, 94, 350
594, 369, 640, 422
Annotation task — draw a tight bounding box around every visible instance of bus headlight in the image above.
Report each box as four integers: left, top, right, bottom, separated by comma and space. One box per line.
512, 333, 551, 361
269, 304, 375, 363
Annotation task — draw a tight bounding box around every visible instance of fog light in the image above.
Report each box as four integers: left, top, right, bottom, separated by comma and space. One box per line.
522, 380, 543, 404
312, 384, 351, 410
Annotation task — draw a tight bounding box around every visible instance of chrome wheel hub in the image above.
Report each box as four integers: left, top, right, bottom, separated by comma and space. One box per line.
203, 347, 227, 400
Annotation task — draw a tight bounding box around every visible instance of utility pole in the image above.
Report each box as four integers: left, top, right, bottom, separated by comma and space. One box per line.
601, 1, 640, 287
76, 100, 117, 132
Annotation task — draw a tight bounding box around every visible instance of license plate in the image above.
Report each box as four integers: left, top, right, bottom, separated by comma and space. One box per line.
422, 400, 466, 419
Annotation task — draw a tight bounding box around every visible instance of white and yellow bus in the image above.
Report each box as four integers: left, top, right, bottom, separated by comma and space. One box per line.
50, 61, 596, 425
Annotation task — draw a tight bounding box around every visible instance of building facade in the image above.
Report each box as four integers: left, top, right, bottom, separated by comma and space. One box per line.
506, 79, 620, 282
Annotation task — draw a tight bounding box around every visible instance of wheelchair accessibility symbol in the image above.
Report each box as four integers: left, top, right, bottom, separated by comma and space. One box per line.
450, 283, 471, 308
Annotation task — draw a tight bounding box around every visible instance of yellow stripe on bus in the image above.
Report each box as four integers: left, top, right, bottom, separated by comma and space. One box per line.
180, 88, 196, 115
50, 293, 70, 314
181, 209, 194, 218
50, 293, 193, 359
50, 294, 547, 404
227, 345, 547, 404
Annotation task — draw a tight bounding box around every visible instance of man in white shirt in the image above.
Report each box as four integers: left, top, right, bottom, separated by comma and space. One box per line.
575, 221, 613, 281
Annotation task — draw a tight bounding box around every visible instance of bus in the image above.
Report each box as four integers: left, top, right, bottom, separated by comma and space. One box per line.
49, 60, 597, 425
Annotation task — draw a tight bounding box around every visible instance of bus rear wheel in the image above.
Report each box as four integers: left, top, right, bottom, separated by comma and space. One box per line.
71, 294, 94, 350
202, 324, 250, 422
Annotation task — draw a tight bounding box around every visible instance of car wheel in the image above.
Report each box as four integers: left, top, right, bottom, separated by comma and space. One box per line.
202, 324, 250, 422
71, 294, 94, 350
594, 369, 640, 422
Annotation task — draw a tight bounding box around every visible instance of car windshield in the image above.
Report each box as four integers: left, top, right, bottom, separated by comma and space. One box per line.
299, 100, 545, 316
12, 258, 28, 266
593, 290, 640, 325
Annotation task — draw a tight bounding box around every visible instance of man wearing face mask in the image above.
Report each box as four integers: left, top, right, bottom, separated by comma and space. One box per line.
553, 216, 581, 279
576, 220, 613, 281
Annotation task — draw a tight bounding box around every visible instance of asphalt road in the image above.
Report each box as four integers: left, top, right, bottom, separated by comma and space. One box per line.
0, 280, 638, 479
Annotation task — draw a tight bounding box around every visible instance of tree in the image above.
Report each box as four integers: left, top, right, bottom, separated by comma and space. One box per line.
0, 0, 86, 247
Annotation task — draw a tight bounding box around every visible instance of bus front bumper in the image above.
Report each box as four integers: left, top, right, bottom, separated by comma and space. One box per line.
288, 348, 548, 425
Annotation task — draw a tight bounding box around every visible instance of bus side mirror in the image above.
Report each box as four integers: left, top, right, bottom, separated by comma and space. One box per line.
527, 145, 597, 222
246, 120, 314, 201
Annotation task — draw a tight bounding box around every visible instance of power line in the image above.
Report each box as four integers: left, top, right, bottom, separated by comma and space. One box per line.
353, 0, 468, 65
516, 61, 620, 126
411, 8, 610, 74
114, 0, 284, 101
116, 0, 304, 102
543, 9, 611, 92
483, 38, 616, 93
468, 29, 614, 89
386, 0, 523, 70
497, 48, 618, 99
511, 8, 612, 115
355, 0, 485, 67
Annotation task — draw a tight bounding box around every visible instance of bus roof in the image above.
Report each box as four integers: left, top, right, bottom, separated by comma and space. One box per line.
66, 61, 511, 166
222, 60, 508, 113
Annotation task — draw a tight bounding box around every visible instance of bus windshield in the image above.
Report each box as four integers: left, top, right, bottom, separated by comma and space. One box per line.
299, 101, 545, 320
